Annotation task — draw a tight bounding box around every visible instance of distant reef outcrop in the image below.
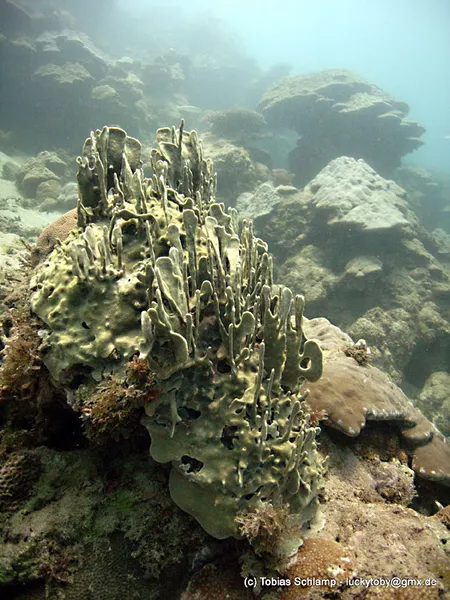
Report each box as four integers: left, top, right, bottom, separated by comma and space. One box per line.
259, 69, 425, 186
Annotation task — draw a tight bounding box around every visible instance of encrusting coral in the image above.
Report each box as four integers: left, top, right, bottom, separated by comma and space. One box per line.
303, 317, 450, 487
29, 123, 325, 548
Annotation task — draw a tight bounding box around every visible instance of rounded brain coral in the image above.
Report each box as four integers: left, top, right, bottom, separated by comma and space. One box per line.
276, 538, 355, 599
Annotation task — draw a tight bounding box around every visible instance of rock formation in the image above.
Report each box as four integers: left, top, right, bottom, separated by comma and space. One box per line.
259, 69, 425, 186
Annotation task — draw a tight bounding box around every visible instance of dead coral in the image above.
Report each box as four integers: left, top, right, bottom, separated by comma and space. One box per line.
366, 458, 416, 506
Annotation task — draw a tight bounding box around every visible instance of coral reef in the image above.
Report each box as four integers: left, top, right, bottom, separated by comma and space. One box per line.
0, 446, 206, 599
259, 69, 425, 186
205, 108, 267, 143
0, 2, 266, 154
15, 152, 69, 199
29, 124, 325, 546
179, 426, 450, 599
201, 135, 268, 203
251, 156, 450, 395
1, 282, 449, 598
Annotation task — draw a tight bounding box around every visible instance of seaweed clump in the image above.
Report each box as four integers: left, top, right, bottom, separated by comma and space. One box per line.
78, 356, 159, 444
0, 305, 42, 409
0, 287, 84, 453
236, 503, 291, 557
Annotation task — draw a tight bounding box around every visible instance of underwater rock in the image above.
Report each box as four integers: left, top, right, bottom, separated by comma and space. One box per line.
201, 136, 262, 202
259, 69, 425, 186
29, 124, 325, 546
275, 184, 297, 196
0, 0, 42, 37
56, 182, 79, 211
305, 157, 409, 233
35, 30, 110, 79
279, 245, 338, 306
33, 61, 94, 93
16, 152, 69, 198
342, 255, 384, 291
1, 160, 21, 182
254, 156, 450, 390
205, 108, 267, 143
20, 165, 60, 199
142, 60, 185, 97
35, 180, 62, 204
236, 181, 282, 221
35, 181, 79, 213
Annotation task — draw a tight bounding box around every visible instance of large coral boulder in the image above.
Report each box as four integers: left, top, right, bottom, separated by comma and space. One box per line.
305, 156, 410, 232
259, 69, 425, 186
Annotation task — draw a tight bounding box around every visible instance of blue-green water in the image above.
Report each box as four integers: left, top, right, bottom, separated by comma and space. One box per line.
117, 0, 450, 173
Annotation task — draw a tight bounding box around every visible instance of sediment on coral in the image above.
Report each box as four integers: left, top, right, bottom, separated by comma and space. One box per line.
29, 123, 325, 548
